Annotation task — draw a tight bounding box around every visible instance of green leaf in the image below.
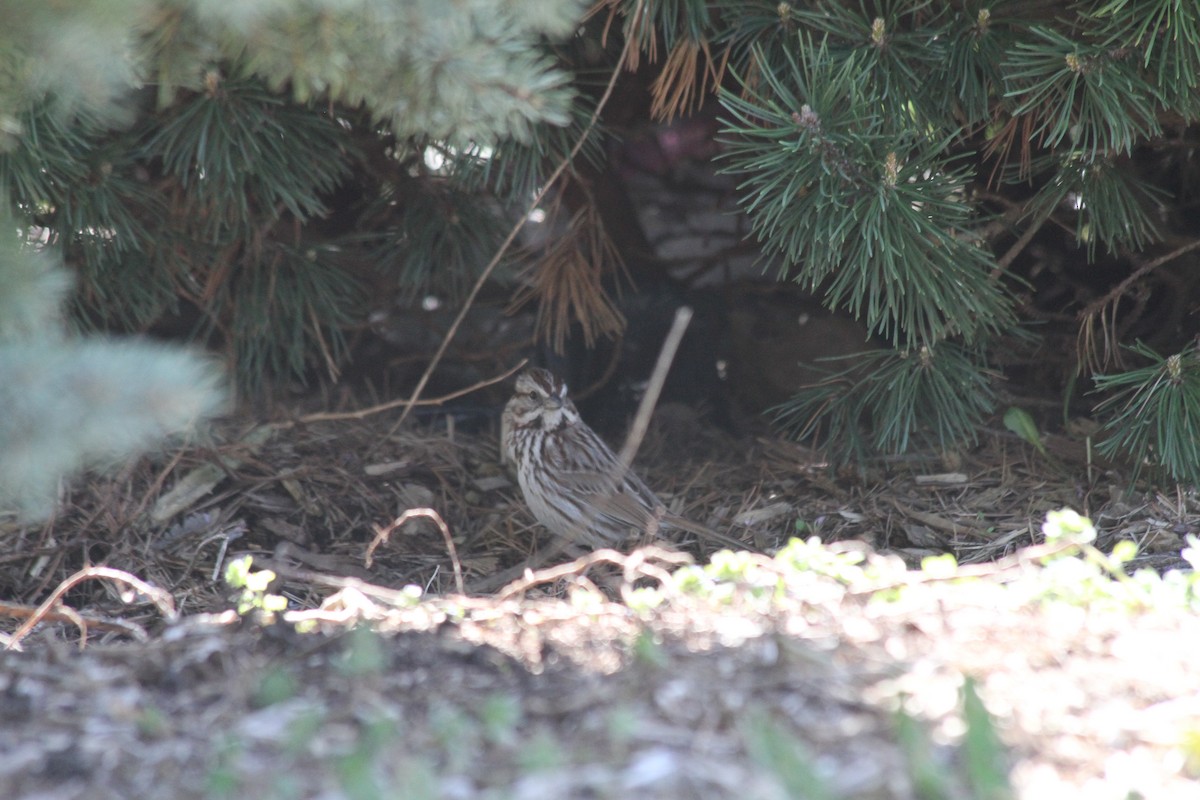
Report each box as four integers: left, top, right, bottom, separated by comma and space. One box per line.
224, 555, 254, 589
1110, 539, 1139, 564
961, 677, 1014, 800
1003, 406, 1047, 455
244, 568, 276, 593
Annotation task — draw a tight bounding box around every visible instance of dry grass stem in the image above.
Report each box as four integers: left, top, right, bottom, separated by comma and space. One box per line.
366, 508, 463, 595
300, 362, 526, 424
5, 566, 177, 651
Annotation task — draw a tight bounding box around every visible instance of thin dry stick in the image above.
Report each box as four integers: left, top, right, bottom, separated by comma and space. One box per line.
562, 304, 704, 549
465, 535, 573, 595
994, 204, 1052, 275
616, 305, 693, 470
5, 566, 177, 651
300, 361, 526, 424
1079, 237, 1200, 321
616, 547, 689, 606
386, 2, 644, 435
364, 508, 464, 595
131, 444, 188, 521
1075, 238, 1200, 370
570, 304, 750, 552
495, 546, 691, 601
265, 563, 429, 605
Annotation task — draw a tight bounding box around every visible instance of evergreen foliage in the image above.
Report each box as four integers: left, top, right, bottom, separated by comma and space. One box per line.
698, 0, 1200, 466
0, 223, 223, 520
1093, 342, 1200, 485
3, 0, 1200, 496
1, 0, 586, 392
0, 0, 586, 518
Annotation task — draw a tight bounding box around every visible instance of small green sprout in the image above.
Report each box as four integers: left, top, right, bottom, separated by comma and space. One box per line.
224, 555, 289, 616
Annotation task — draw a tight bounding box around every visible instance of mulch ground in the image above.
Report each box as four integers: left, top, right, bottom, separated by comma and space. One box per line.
1, 407, 1198, 798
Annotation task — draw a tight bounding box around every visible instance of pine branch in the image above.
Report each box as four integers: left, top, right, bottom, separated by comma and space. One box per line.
1093, 342, 1200, 485
773, 343, 998, 463
143, 73, 351, 242
370, 181, 508, 302
1002, 26, 1162, 158
720, 47, 1014, 347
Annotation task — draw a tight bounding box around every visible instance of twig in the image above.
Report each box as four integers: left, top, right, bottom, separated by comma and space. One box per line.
466, 535, 573, 595
616, 306, 693, 470
1078, 237, 1200, 321
385, 1, 644, 434
495, 545, 692, 601
994, 203, 1052, 274
299, 361, 526, 424
0, 601, 150, 647
263, 562, 427, 604
4, 566, 177, 651
1074, 237, 1200, 371
365, 508, 464, 594
132, 445, 187, 521
616, 547, 687, 606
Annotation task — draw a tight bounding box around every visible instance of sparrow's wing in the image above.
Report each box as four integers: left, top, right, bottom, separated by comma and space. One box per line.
543, 420, 753, 549
554, 467, 661, 534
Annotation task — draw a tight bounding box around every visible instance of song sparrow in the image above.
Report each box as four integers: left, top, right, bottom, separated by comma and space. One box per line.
502, 367, 747, 550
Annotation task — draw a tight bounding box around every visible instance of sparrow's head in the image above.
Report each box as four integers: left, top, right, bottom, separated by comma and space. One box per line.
504, 367, 579, 432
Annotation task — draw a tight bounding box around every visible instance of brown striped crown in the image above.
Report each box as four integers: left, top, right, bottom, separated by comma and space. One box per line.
505, 367, 578, 432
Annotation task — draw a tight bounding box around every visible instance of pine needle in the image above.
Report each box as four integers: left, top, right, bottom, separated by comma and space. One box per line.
508, 204, 627, 352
